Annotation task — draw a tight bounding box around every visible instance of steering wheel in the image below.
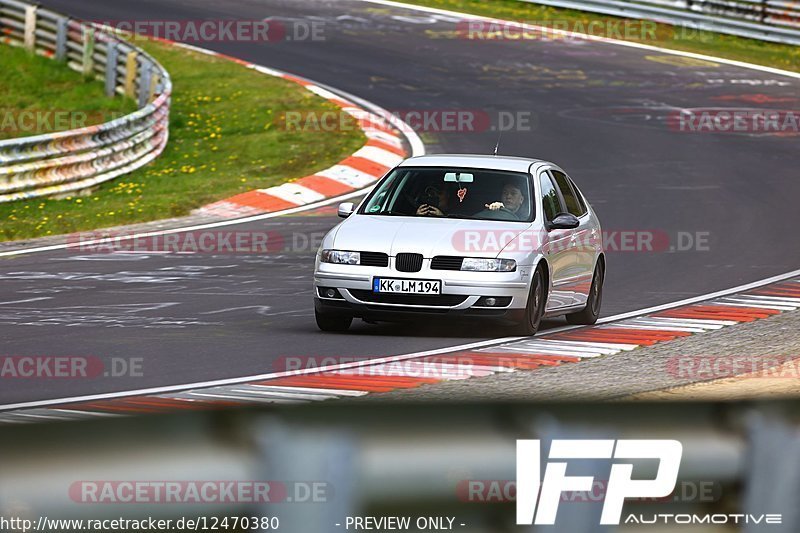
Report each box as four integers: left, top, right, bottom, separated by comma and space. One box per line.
476, 207, 521, 221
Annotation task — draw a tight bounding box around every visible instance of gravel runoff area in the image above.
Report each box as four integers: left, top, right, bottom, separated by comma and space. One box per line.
361, 309, 800, 402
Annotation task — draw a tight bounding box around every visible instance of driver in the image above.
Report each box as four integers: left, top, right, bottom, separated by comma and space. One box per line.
485, 182, 525, 215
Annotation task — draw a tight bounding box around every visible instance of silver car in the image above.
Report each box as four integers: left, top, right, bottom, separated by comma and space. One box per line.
313, 154, 604, 335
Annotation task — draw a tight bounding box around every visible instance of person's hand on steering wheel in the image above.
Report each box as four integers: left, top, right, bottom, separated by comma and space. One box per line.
485, 201, 504, 211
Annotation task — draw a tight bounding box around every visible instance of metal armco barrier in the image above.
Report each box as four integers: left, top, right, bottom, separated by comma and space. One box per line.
519, 0, 800, 45
0, 0, 171, 202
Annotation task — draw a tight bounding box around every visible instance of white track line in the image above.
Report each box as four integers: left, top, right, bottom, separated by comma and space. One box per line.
712, 300, 796, 311
508, 341, 618, 356
631, 317, 733, 326
614, 318, 725, 332
1, 268, 799, 412
733, 295, 800, 304
257, 183, 328, 205
620, 318, 725, 330
610, 323, 708, 333
246, 385, 369, 397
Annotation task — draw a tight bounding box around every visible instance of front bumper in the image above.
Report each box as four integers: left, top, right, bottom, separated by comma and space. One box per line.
313, 262, 531, 323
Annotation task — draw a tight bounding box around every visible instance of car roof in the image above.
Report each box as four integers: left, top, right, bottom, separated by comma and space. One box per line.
398, 154, 545, 173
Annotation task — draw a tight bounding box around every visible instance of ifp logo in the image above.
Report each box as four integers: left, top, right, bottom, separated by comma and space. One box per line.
516, 439, 682, 525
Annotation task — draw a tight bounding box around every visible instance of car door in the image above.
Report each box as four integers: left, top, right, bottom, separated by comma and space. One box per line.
538, 170, 577, 310
550, 169, 596, 306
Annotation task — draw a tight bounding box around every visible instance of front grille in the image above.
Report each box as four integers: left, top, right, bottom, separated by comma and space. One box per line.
350, 290, 468, 307
360, 251, 389, 267
431, 256, 464, 271
395, 253, 423, 272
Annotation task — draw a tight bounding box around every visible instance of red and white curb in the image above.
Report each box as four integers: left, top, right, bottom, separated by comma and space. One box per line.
2, 275, 798, 423
150, 43, 412, 220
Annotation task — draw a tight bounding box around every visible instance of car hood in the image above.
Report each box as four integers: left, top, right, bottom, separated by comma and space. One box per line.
333, 215, 533, 258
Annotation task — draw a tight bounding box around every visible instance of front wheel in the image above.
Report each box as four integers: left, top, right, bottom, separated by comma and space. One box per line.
515, 267, 546, 336
566, 261, 604, 325
315, 309, 353, 332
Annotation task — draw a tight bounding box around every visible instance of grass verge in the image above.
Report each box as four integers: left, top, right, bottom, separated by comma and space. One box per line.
402, 0, 799, 72
0, 44, 136, 141
0, 39, 365, 241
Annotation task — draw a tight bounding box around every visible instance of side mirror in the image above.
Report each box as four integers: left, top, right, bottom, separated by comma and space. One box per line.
548, 213, 579, 230
338, 202, 355, 218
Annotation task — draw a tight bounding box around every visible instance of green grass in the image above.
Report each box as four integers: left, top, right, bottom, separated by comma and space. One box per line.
0, 44, 136, 140
0, 39, 365, 241
401, 0, 799, 72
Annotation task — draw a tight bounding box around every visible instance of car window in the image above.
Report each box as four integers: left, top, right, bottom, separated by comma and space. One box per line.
569, 176, 588, 215
358, 167, 534, 222
539, 172, 561, 222
551, 170, 586, 217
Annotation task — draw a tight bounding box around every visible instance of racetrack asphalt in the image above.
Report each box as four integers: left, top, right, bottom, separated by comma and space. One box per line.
1, 0, 798, 405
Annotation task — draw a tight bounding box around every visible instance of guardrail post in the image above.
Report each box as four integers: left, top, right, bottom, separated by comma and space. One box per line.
23, 5, 37, 51
82, 26, 95, 77
149, 72, 160, 101
105, 42, 118, 97
255, 421, 360, 533
138, 60, 152, 107
55, 17, 68, 61
760, 0, 767, 23
124, 51, 139, 100
744, 411, 800, 532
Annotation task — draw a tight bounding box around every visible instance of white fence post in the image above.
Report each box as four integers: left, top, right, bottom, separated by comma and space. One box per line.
82, 27, 95, 77
23, 5, 36, 51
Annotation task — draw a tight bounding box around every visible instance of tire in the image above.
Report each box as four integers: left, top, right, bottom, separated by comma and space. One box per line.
315, 309, 353, 332
515, 267, 546, 336
566, 261, 604, 326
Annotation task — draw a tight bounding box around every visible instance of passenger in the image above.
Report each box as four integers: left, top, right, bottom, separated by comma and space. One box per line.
416, 184, 450, 217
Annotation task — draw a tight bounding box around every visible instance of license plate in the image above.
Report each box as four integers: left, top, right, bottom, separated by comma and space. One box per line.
373, 277, 441, 295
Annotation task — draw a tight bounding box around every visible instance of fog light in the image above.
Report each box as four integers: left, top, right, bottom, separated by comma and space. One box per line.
475, 296, 511, 308
325, 289, 337, 298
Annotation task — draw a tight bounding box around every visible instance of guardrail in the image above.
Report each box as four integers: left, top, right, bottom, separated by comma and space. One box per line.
2, 402, 799, 532
0, 0, 171, 203
519, 0, 800, 45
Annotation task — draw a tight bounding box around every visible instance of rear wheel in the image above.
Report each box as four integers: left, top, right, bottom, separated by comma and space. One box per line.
315, 309, 353, 332
566, 261, 604, 325
515, 267, 546, 336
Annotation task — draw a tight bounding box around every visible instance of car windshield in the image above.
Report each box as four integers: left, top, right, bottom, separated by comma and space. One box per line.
359, 167, 534, 222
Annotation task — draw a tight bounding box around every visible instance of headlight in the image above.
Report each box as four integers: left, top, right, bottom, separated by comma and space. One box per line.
461, 258, 517, 272
320, 250, 361, 265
